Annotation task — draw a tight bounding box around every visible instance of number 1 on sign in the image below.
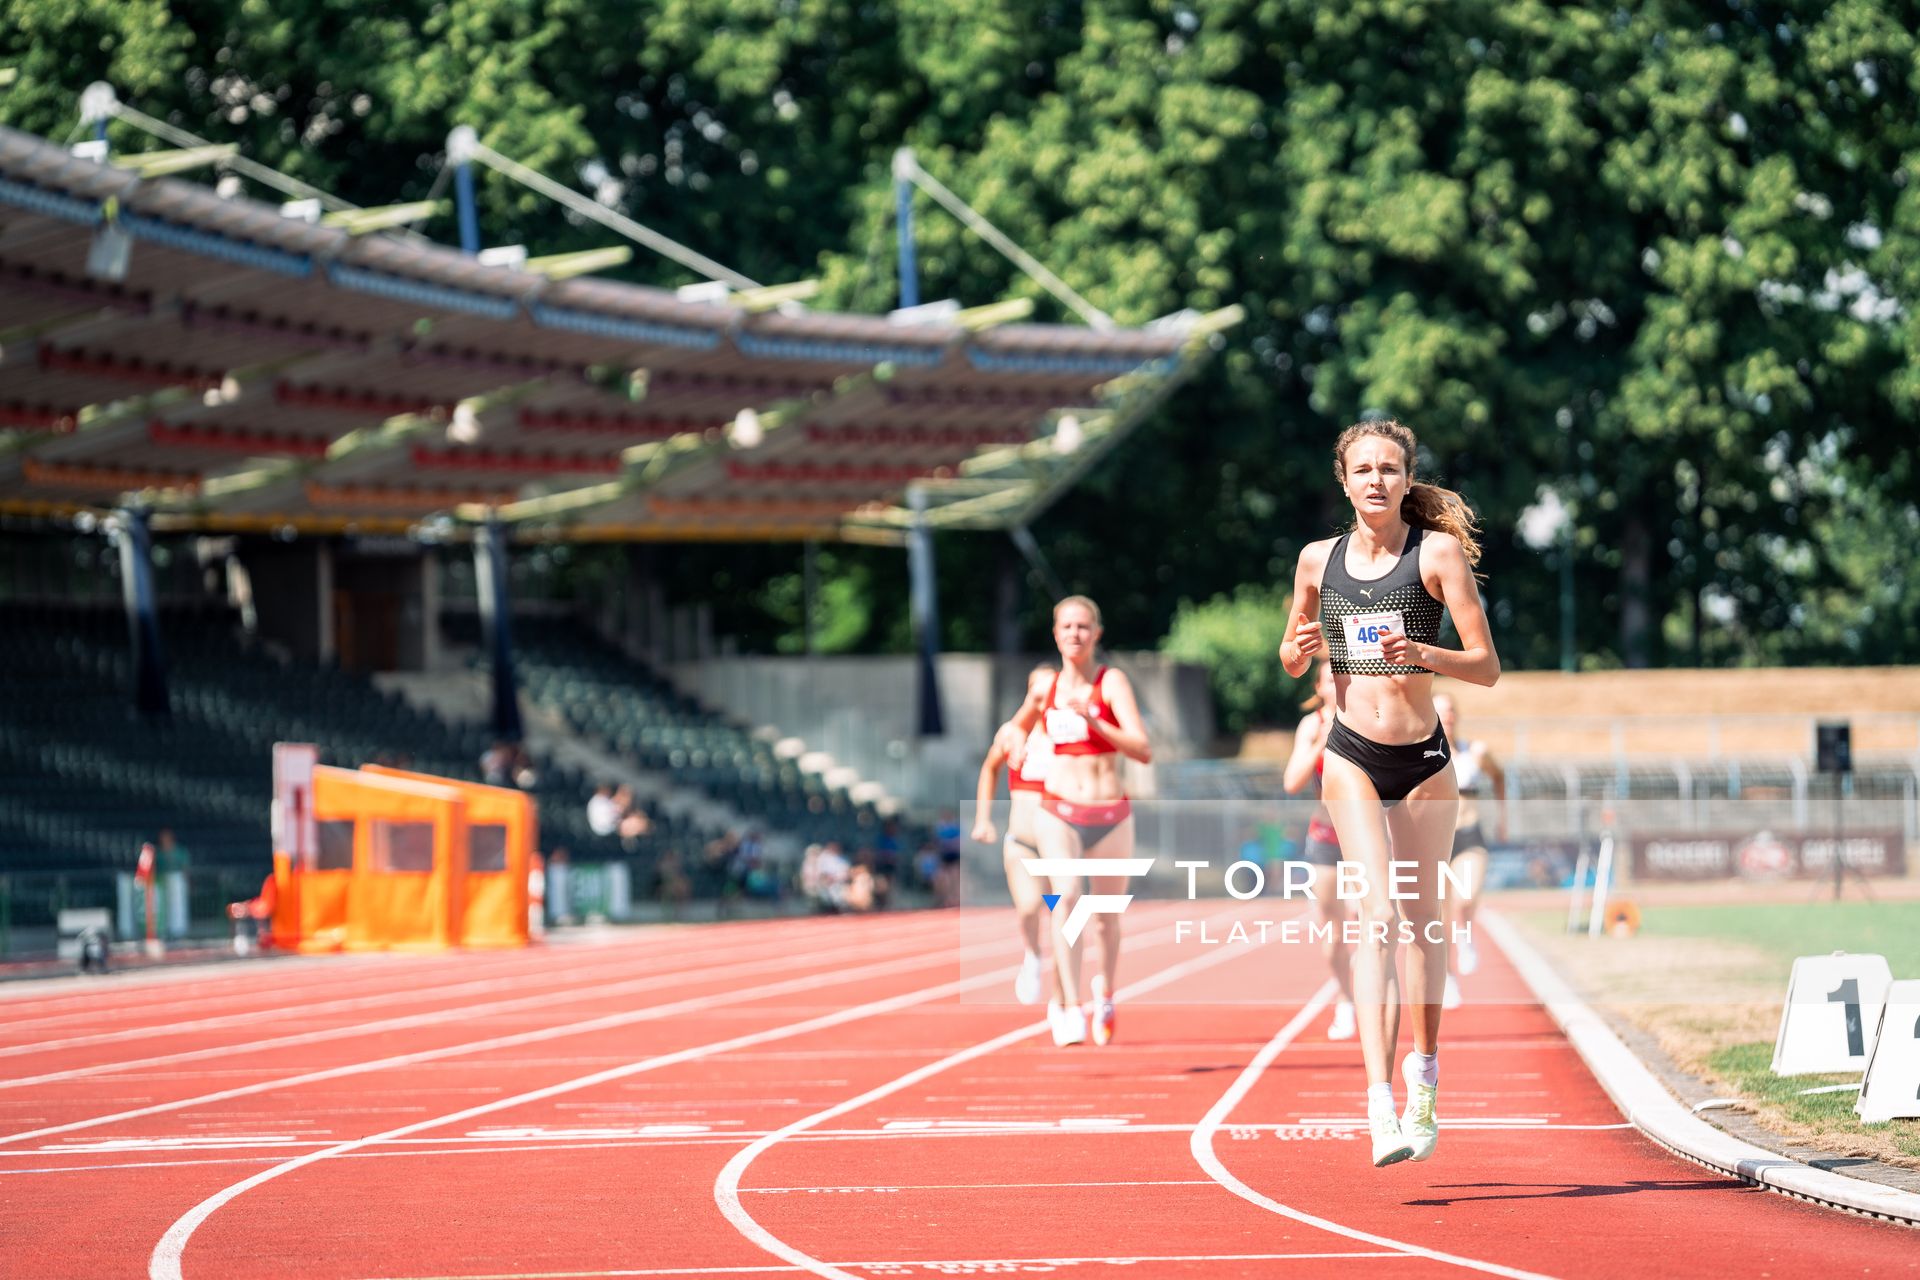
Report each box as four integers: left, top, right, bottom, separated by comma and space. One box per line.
1828, 978, 1863, 1058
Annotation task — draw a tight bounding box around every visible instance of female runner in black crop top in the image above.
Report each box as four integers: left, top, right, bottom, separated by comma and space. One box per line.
1278, 418, 1501, 1169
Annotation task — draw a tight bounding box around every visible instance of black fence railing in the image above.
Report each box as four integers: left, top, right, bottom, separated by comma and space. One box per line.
0, 866, 269, 956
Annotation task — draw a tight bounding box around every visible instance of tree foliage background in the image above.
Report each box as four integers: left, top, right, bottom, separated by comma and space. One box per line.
5, 0, 1916, 724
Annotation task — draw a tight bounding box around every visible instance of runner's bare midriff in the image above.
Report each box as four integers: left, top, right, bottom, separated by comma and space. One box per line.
1334, 669, 1438, 745
1045, 752, 1125, 805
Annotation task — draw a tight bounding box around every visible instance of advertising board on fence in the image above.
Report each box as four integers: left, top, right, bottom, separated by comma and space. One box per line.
1631, 830, 1907, 881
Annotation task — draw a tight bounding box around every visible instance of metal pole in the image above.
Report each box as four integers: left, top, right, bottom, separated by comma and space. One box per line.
1586, 833, 1616, 938
81, 82, 117, 151
1560, 522, 1576, 672
1008, 524, 1067, 601
449, 126, 482, 256
893, 148, 919, 310
802, 540, 819, 657
907, 486, 943, 737
473, 516, 522, 741
114, 509, 170, 719
1565, 847, 1591, 934
1832, 771, 1843, 902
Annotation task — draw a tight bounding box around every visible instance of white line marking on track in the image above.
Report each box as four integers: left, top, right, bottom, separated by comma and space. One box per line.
743, 1179, 1215, 1193
146, 925, 1048, 1280
0, 912, 901, 1026
711, 908, 1268, 1280
356, 1253, 1406, 1280
1188, 984, 1560, 1280
12, 1115, 1632, 1180
0, 927, 810, 1059
0, 946, 606, 1033
2, 929, 965, 1145
1, 917, 935, 1088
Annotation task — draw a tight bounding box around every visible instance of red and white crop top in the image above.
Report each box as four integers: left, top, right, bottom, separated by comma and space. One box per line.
1043, 667, 1119, 757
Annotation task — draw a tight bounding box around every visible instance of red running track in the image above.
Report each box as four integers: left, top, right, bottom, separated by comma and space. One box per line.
1, 905, 1913, 1279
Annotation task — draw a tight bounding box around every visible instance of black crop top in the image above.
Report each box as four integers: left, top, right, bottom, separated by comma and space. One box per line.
1318, 526, 1446, 675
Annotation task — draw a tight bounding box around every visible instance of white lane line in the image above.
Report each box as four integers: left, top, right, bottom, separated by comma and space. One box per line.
1189, 986, 1559, 1280
0, 948, 550, 1025
0, 911, 876, 1023
743, 1179, 1217, 1193
356, 1252, 1405, 1279
148, 942, 1037, 1280
5, 923, 991, 1150
17, 1116, 1629, 1180
0, 918, 933, 1092
712, 908, 1268, 1280
0, 918, 867, 1059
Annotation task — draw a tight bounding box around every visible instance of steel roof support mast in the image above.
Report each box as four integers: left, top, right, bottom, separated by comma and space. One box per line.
893, 148, 919, 310
448, 126, 483, 256
908, 486, 944, 738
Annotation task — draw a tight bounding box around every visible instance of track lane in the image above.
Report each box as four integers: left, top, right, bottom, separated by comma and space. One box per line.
6, 906, 1916, 1280
151, 905, 1206, 1279
6, 915, 977, 1278
1195, 925, 1920, 1278
0, 915, 936, 1088
0, 917, 962, 1155
0, 914, 933, 1053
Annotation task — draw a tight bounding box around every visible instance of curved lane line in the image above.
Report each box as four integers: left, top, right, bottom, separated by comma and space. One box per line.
1188, 982, 1559, 1280
712, 906, 1263, 1280
148, 939, 1024, 1280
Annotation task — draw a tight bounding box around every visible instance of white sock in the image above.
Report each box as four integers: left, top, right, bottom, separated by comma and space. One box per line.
1367, 1082, 1395, 1111
1410, 1050, 1439, 1087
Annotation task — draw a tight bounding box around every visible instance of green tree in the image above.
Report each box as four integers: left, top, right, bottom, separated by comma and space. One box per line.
1161, 582, 1306, 734
3, 0, 1916, 671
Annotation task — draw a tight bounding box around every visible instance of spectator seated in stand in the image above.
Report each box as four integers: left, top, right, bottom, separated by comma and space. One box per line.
480, 741, 514, 786
801, 841, 853, 913
612, 785, 652, 846
586, 785, 621, 838
845, 858, 876, 913
730, 828, 779, 899
510, 744, 539, 790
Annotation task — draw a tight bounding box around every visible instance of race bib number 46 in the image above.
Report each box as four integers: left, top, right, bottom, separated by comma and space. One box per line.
1343, 609, 1404, 662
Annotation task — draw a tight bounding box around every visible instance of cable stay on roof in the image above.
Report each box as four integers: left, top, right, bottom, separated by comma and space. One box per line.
891, 148, 1114, 332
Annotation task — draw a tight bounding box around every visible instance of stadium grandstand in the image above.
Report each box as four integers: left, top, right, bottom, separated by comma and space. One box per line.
0, 93, 1235, 949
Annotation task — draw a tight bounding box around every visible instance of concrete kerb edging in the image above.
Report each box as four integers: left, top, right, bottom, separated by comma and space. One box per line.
1481, 910, 1920, 1228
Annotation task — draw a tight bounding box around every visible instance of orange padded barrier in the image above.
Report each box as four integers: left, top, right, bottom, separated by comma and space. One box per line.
272, 850, 351, 954
273, 766, 468, 953
363, 765, 534, 949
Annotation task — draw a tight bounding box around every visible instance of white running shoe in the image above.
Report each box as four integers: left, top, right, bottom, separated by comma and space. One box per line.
1443, 973, 1463, 1010
1368, 1096, 1415, 1168
1014, 951, 1042, 1005
1049, 999, 1087, 1047
1090, 973, 1116, 1046
1400, 1054, 1440, 1162
1457, 937, 1479, 975
1327, 1000, 1357, 1041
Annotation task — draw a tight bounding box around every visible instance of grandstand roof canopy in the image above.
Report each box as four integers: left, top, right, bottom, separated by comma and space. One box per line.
0, 124, 1231, 544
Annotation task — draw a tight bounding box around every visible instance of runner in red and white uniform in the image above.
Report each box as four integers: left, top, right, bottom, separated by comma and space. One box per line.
1282, 659, 1356, 1040
998, 595, 1152, 1047
972, 664, 1059, 1007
